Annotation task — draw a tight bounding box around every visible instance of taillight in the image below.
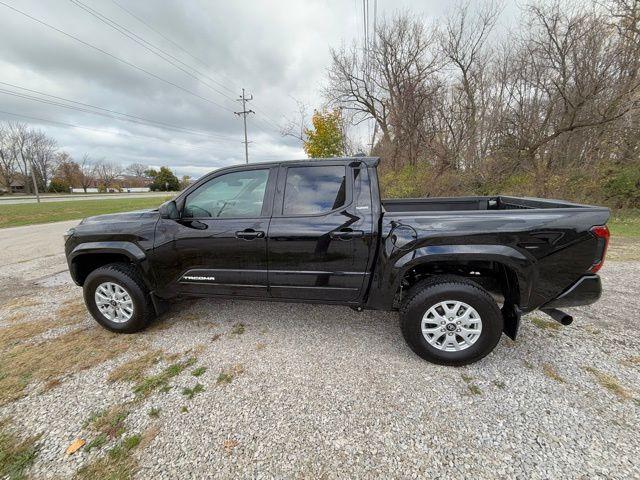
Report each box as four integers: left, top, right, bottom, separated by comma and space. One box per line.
589, 225, 610, 273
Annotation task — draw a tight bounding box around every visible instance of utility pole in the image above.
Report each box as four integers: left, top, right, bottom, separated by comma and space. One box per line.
29, 158, 40, 203
234, 88, 254, 164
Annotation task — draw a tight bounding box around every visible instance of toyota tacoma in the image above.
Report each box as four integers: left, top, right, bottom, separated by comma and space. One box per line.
64, 157, 610, 365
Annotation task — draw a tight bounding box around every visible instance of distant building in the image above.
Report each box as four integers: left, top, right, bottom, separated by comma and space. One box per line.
9, 180, 26, 193
70, 174, 150, 193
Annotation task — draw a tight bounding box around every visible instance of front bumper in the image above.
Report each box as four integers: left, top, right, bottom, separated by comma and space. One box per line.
543, 275, 602, 308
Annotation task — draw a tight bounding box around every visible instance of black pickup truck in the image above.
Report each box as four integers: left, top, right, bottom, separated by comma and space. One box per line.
64, 157, 610, 365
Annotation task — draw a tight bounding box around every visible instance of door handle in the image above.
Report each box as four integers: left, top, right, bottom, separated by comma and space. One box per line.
330, 228, 364, 240
235, 229, 265, 240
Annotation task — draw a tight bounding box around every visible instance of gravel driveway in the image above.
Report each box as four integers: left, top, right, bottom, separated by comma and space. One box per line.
0, 221, 638, 479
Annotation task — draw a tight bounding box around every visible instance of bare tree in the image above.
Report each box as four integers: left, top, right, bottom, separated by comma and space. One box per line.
0, 124, 16, 193
28, 130, 58, 191
281, 97, 310, 142
126, 162, 148, 179
78, 154, 96, 193
325, 12, 443, 169
498, 2, 640, 194
8, 122, 36, 195
93, 159, 123, 190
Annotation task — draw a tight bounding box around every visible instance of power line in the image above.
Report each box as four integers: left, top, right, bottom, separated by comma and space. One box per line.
69, 0, 237, 104
0, 109, 237, 153
0, 82, 237, 141
110, 0, 239, 95
0, 1, 234, 113
234, 89, 255, 164
107, 0, 286, 134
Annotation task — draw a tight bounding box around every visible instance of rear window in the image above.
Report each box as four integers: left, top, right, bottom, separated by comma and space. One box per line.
283, 165, 346, 215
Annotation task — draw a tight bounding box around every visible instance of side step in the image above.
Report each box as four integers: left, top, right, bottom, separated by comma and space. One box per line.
541, 308, 573, 326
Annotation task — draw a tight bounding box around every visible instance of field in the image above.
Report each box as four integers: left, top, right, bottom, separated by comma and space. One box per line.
0, 196, 171, 229
608, 209, 640, 237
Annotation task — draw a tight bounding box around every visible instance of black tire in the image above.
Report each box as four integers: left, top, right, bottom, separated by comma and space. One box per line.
83, 263, 155, 333
400, 276, 503, 366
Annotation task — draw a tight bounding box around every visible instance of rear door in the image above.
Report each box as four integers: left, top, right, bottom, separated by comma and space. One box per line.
152, 166, 276, 297
267, 162, 375, 303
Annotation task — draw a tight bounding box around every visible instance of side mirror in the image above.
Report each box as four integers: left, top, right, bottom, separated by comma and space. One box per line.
159, 200, 179, 219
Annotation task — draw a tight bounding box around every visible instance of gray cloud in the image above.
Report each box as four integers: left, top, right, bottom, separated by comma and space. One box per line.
0, 0, 519, 178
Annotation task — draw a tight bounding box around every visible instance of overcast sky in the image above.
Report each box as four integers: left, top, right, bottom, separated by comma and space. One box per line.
0, 0, 518, 179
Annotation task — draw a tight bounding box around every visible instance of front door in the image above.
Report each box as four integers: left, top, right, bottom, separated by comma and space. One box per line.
267, 163, 375, 303
153, 166, 276, 297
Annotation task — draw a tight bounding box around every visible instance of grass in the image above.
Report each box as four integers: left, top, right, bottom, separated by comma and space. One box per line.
85, 405, 129, 439
0, 325, 132, 405
191, 366, 206, 377
0, 196, 171, 229
216, 364, 245, 385
459, 373, 482, 394
531, 317, 561, 331
84, 434, 107, 453
542, 363, 566, 383
583, 366, 630, 400
132, 357, 196, 397
107, 350, 164, 384
230, 323, 245, 335
147, 407, 161, 419
0, 419, 39, 480
608, 209, 640, 238
181, 383, 205, 399
76, 434, 141, 480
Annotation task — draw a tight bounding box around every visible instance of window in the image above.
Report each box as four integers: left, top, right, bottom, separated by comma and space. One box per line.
183, 169, 269, 218
283, 165, 346, 215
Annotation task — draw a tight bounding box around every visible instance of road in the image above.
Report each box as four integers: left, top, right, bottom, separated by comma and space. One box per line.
0, 191, 171, 205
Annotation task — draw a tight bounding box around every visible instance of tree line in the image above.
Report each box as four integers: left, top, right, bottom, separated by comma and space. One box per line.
318, 0, 640, 207
0, 121, 187, 194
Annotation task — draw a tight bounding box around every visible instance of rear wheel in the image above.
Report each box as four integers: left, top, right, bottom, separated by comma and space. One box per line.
400, 276, 503, 366
83, 263, 155, 333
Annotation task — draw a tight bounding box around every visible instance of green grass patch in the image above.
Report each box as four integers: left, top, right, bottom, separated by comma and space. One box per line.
77, 434, 141, 480
0, 420, 39, 480
191, 366, 206, 377
230, 323, 245, 335
85, 406, 129, 440
0, 196, 171, 229
181, 383, 205, 399
84, 434, 107, 453
608, 209, 640, 237
133, 357, 196, 397
147, 407, 161, 419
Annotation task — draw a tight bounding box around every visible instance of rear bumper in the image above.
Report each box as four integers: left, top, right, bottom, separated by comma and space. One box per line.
543, 275, 602, 308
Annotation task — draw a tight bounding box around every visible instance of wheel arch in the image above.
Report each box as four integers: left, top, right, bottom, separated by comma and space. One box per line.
389, 245, 533, 313
68, 242, 150, 288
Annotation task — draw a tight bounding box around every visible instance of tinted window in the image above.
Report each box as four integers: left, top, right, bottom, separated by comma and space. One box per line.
184, 169, 268, 218
283, 166, 346, 215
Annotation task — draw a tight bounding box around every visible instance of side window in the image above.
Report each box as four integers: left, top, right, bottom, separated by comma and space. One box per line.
184, 169, 269, 218
283, 166, 346, 215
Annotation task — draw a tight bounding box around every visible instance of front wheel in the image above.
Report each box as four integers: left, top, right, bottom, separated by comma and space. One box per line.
83, 263, 155, 333
400, 277, 503, 366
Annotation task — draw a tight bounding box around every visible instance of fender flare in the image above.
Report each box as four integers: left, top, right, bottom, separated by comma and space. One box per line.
68, 241, 146, 263
68, 241, 152, 288
392, 244, 535, 308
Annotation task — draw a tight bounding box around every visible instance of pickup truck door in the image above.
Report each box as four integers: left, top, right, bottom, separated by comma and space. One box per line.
152, 166, 277, 297
267, 162, 375, 303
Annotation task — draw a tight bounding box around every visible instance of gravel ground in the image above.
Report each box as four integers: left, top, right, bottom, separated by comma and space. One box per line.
0, 221, 639, 479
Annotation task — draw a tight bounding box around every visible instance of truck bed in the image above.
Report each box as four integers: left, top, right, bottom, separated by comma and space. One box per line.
382, 195, 588, 213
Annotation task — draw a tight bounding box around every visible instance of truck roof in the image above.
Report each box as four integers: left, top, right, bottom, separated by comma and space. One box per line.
216, 156, 380, 171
